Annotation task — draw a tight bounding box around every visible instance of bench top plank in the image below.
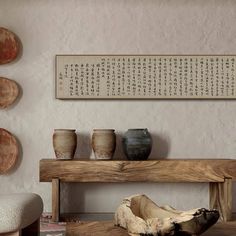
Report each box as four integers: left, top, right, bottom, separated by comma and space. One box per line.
40, 159, 236, 183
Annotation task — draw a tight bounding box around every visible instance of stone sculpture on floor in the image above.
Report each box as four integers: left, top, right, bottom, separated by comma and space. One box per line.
115, 194, 219, 236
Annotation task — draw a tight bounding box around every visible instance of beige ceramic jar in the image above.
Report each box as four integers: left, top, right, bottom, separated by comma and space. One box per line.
53, 129, 77, 159
92, 129, 116, 160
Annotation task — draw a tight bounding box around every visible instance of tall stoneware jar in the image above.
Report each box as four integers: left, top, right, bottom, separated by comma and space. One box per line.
122, 129, 152, 160
92, 129, 116, 160
53, 129, 77, 159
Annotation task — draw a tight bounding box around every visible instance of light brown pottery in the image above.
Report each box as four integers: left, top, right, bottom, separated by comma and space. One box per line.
0, 27, 19, 64
0, 77, 19, 109
53, 129, 77, 160
92, 129, 116, 160
115, 194, 219, 236
0, 128, 19, 174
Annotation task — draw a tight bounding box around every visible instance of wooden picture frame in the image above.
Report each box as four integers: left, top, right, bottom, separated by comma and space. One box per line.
55, 55, 236, 99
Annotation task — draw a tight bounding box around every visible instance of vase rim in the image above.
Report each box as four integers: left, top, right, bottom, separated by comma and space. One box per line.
93, 129, 115, 132
127, 128, 148, 131
54, 129, 76, 132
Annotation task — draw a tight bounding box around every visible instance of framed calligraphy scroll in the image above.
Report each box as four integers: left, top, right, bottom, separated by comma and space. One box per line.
55, 55, 236, 99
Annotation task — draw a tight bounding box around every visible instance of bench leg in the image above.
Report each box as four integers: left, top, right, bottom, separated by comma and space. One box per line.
209, 178, 232, 221
52, 178, 60, 222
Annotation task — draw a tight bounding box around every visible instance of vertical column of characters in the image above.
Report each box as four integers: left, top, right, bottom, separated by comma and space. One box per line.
69, 63, 75, 97
100, 58, 106, 97
142, 57, 147, 96
85, 63, 90, 96
163, 58, 167, 96
157, 57, 162, 96
117, 57, 121, 96
209, 57, 214, 97
137, 57, 142, 96
74, 64, 79, 96
225, 57, 230, 97
189, 57, 195, 97
194, 57, 201, 96
90, 63, 95, 97
147, 57, 152, 96
95, 61, 101, 97
153, 57, 157, 96
173, 57, 178, 96
230, 57, 235, 97
126, 57, 131, 96
220, 57, 225, 97
63, 64, 69, 96
111, 57, 116, 96
121, 57, 126, 96
105, 57, 111, 97
178, 58, 184, 96
199, 57, 204, 96
131, 57, 137, 96
204, 57, 209, 97
188, 57, 193, 97
183, 58, 188, 96
168, 57, 173, 97
80, 63, 84, 96
215, 57, 219, 97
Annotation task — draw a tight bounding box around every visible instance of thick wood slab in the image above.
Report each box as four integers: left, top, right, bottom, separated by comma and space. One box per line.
66, 221, 236, 236
40, 159, 236, 183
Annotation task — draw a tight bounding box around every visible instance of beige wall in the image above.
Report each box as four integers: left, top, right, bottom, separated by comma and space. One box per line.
0, 0, 235, 213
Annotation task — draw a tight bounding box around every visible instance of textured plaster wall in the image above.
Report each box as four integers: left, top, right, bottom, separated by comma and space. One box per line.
0, 0, 236, 213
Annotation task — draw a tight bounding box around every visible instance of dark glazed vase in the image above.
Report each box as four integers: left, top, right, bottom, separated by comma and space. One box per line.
122, 129, 152, 160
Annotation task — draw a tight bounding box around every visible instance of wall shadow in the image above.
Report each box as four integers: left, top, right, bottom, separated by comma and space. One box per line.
8, 31, 24, 65
113, 132, 126, 160
60, 182, 85, 215
74, 132, 92, 159
149, 133, 170, 160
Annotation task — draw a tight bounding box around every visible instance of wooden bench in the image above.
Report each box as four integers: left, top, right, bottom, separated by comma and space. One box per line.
39, 159, 236, 222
